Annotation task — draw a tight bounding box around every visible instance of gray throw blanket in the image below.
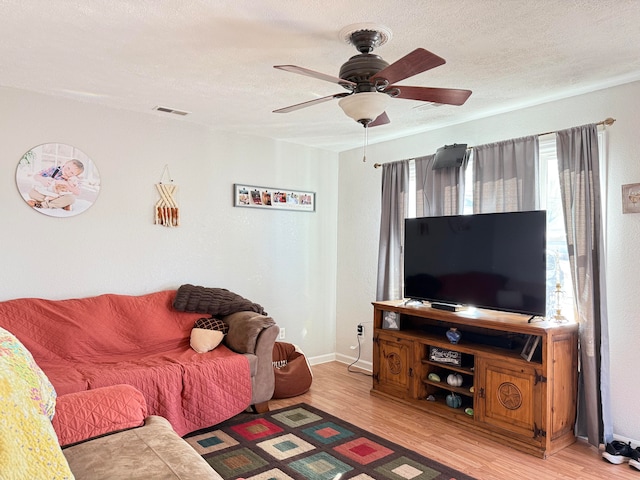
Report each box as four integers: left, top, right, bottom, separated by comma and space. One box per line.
172, 284, 267, 317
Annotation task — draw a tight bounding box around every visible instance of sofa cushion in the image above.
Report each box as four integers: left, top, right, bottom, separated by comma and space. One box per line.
53, 384, 147, 447
173, 347, 252, 433
63, 416, 222, 480
69, 345, 252, 436
0, 327, 73, 479
71, 354, 188, 434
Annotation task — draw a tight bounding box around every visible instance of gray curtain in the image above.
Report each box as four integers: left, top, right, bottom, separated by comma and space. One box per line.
376, 160, 410, 301
415, 153, 468, 217
556, 124, 611, 447
473, 136, 540, 213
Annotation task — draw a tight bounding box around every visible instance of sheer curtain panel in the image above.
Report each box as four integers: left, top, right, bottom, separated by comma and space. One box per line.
376, 160, 410, 301
415, 153, 468, 217
473, 136, 540, 213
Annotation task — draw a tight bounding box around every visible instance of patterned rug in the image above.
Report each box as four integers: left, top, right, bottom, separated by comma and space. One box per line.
184, 403, 476, 480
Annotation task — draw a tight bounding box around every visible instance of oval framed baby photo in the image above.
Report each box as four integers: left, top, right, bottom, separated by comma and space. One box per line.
15, 143, 101, 217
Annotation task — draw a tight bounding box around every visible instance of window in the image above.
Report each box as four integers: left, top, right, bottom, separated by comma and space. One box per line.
539, 135, 574, 321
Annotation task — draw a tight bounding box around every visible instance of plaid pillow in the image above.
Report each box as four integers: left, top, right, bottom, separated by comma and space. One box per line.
193, 317, 229, 334
190, 317, 229, 353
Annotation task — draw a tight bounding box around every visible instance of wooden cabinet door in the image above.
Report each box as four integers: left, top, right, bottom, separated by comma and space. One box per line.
475, 357, 544, 444
373, 332, 413, 399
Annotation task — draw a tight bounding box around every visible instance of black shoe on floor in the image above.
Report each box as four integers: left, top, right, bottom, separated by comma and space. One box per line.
602, 440, 633, 464
630, 447, 640, 471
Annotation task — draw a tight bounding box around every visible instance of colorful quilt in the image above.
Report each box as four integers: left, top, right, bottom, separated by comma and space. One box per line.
0, 327, 73, 479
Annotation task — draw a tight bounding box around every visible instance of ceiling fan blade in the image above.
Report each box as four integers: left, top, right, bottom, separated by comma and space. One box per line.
391, 86, 472, 106
369, 111, 390, 127
273, 93, 350, 113
274, 65, 356, 87
371, 48, 446, 85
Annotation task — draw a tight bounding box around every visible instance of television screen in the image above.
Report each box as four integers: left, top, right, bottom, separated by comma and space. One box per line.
404, 211, 547, 316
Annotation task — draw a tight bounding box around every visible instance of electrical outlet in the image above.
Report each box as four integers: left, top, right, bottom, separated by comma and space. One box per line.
279, 328, 286, 340
357, 324, 364, 337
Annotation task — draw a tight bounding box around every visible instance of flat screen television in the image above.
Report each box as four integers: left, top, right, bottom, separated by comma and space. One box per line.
403, 211, 547, 316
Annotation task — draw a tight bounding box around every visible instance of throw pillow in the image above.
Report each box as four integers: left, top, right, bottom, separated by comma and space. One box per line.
190, 317, 228, 353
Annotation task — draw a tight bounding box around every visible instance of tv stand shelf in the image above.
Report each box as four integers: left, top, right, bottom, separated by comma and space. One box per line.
372, 300, 579, 458
396, 328, 538, 363
421, 359, 474, 376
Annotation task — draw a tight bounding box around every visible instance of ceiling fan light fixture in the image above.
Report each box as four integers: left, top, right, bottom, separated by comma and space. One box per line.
338, 92, 390, 126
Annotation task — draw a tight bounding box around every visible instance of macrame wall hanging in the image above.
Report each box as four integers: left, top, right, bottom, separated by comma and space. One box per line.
154, 165, 179, 227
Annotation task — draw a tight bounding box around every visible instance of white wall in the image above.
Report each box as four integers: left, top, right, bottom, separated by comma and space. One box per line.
336, 80, 640, 443
0, 87, 339, 359
3, 80, 638, 443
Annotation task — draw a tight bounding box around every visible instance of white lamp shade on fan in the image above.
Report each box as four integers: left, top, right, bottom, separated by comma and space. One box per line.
338, 92, 390, 124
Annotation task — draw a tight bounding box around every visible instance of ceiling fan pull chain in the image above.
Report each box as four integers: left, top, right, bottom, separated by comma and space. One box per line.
362, 125, 369, 162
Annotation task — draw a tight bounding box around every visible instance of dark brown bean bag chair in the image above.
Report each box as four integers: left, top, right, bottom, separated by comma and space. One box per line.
272, 342, 313, 399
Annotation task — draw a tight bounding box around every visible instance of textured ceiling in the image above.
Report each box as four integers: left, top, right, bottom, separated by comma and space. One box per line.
2, 0, 640, 152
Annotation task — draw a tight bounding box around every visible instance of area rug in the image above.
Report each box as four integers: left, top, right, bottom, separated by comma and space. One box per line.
184, 403, 476, 480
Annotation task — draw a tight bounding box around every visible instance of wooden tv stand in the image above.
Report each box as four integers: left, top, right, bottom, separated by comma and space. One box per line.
371, 300, 578, 458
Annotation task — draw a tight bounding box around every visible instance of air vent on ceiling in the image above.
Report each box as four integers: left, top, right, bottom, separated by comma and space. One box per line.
153, 105, 191, 116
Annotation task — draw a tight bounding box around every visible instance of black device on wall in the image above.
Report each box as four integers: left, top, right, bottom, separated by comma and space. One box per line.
432, 143, 468, 169
403, 210, 547, 316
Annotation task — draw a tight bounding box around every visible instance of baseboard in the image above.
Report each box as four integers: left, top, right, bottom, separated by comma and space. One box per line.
306, 353, 372, 373
335, 353, 372, 372
307, 352, 336, 366
610, 433, 640, 448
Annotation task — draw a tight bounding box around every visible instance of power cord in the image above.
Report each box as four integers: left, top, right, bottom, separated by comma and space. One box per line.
347, 325, 373, 376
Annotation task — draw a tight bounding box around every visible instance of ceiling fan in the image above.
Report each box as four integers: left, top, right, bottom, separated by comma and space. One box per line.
273, 23, 472, 128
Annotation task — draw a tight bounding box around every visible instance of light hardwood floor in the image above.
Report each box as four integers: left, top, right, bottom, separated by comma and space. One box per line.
270, 361, 637, 480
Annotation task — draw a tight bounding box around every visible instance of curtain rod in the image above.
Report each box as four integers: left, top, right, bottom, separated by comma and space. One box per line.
373, 116, 616, 169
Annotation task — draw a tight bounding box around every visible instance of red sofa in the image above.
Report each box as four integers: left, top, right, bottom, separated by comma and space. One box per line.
0, 289, 279, 436
1, 322, 221, 479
